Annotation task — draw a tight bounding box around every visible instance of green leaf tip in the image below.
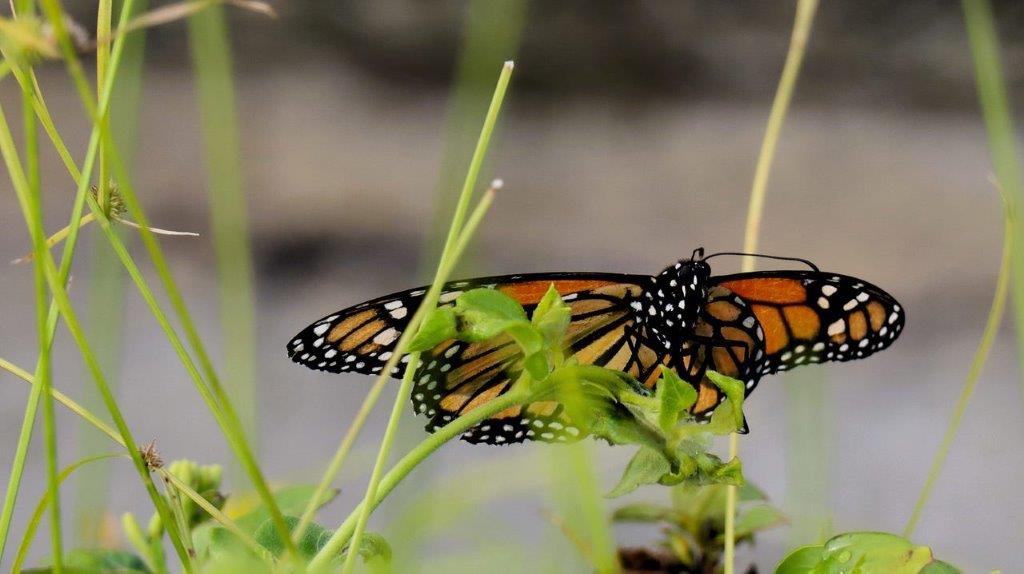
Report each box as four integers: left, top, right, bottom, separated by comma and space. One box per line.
656, 366, 698, 432
705, 370, 746, 431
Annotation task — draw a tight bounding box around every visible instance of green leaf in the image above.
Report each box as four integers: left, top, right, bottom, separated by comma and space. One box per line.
611, 502, 677, 523
607, 447, 672, 498
251, 516, 391, 564
821, 532, 937, 573
206, 525, 254, 560
346, 532, 393, 565
664, 450, 742, 489
532, 284, 572, 348
775, 545, 825, 573
656, 367, 697, 432
231, 484, 340, 534
774, 532, 963, 574
408, 307, 458, 352
587, 401, 663, 451
254, 515, 331, 558
503, 321, 545, 359
62, 549, 151, 573
920, 561, 963, 574
521, 351, 550, 381
454, 289, 528, 340
705, 370, 745, 430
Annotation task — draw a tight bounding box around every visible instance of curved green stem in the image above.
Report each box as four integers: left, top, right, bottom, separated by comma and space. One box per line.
24, 0, 293, 555
1, 357, 269, 566
11, 454, 127, 574
903, 191, 1012, 538
308, 384, 533, 570
339, 352, 422, 573
293, 63, 513, 549
961, 0, 1024, 428
726, 2, 818, 573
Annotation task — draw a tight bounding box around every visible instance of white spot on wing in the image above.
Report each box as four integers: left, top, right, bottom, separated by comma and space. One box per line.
439, 291, 463, 304
374, 328, 399, 346
827, 319, 845, 336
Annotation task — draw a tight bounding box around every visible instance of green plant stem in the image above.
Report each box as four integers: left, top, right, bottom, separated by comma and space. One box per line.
37, 0, 98, 119
0, 95, 192, 571
0, 38, 97, 574
0, 109, 109, 564
76, 0, 138, 547
0, 357, 267, 561
292, 179, 501, 552
424, 0, 527, 267
295, 63, 514, 547
961, 0, 1024, 410
158, 469, 269, 560
29, 0, 294, 555
36, 0, 95, 118
904, 195, 1012, 538
0, 0, 192, 564
340, 353, 422, 573
309, 383, 533, 570
105, 140, 298, 558
13, 3, 65, 564
1, 358, 124, 446
563, 444, 619, 573
187, 2, 259, 453
726, 2, 818, 573
11, 454, 126, 574
97, 0, 112, 212
293, 185, 502, 549
339, 182, 504, 574
26, 75, 65, 574
25, 90, 292, 555
162, 475, 197, 573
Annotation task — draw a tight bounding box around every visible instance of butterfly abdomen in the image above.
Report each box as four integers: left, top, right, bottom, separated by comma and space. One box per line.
632, 258, 712, 352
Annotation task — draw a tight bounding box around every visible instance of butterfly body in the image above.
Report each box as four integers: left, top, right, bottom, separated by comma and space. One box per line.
289, 250, 905, 445
632, 258, 710, 352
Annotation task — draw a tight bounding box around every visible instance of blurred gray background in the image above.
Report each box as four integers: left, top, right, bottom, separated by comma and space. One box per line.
2, 1, 1024, 571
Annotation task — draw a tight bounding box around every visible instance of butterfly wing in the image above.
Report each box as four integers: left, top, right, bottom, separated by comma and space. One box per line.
676, 284, 766, 419
678, 270, 906, 419
289, 273, 665, 445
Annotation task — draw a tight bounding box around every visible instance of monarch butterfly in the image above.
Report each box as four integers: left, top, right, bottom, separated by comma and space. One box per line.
288, 248, 905, 445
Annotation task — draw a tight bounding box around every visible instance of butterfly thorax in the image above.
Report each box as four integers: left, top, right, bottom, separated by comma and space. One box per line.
632, 259, 711, 351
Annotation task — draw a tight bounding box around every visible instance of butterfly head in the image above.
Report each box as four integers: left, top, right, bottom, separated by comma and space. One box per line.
635, 250, 711, 351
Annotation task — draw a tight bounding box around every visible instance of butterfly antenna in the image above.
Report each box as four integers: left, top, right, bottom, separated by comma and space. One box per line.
703, 251, 820, 272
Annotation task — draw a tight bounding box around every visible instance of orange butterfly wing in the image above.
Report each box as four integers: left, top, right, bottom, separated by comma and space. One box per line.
681, 271, 906, 420
289, 273, 665, 444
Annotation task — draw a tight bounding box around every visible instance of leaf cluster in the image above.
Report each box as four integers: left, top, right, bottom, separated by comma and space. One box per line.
614, 482, 784, 573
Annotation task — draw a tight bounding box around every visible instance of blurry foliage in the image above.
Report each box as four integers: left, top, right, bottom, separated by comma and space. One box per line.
37, 468, 391, 572
146, 460, 224, 536
614, 482, 783, 574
